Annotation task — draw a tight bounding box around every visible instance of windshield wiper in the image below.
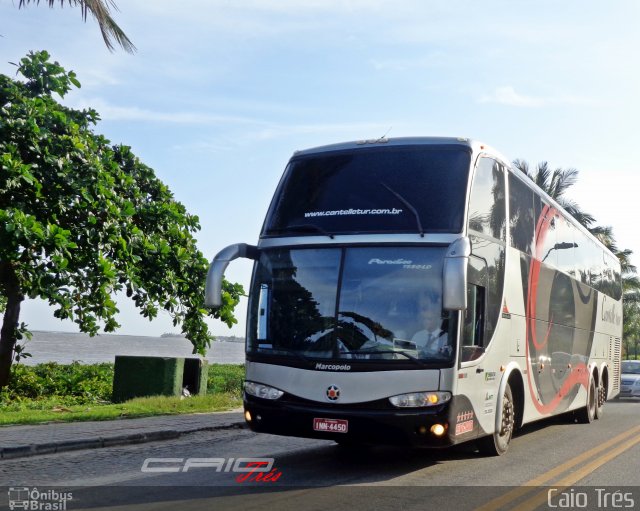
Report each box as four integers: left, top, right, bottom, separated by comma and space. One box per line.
269, 224, 334, 239
380, 182, 424, 237
343, 349, 428, 367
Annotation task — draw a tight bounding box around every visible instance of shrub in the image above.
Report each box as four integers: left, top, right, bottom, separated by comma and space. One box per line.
1, 362, 114, 405
0, 362, 245, 407
207, 364, 244, 397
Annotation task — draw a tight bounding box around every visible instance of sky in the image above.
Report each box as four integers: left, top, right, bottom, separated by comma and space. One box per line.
1, 0, 639, 338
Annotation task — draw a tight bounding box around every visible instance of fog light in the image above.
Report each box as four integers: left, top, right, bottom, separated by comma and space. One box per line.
431, 424, 446, 436
244, 410, 252, 422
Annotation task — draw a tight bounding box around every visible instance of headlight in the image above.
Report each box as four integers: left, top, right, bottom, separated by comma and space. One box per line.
633, 379, 640, 387
244, 381, 284, 400
389, 391, 451, 408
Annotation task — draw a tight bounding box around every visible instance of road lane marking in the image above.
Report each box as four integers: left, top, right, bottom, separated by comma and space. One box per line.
515, 431, 640, 511
475, 422, 640, 511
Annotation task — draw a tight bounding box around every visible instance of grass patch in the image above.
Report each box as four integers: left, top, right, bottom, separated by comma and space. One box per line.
0, 393, 242, 426
0, 362, 245, 425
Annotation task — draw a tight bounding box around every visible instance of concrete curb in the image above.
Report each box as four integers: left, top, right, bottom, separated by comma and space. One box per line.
0, 421, 246, 460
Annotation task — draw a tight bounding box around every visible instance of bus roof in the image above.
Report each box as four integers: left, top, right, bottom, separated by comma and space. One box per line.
293, 136, 488, 156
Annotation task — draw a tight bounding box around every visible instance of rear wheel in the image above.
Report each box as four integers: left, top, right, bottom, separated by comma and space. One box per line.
595, 377, 606, 419
477, 383, 514, 456
576, 375, 596, 423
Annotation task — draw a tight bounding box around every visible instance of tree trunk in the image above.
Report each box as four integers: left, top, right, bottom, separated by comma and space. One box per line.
0, 262, 24, 387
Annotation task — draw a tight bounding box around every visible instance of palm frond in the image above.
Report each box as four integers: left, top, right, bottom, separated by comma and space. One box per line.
617, 248, 637, 275
557, 198, 595, 228
589, 225, 616, 248
18, 0, 135, 53
549, 167, 578, 199
512, 159, 530, 178
533, 161, 551, 192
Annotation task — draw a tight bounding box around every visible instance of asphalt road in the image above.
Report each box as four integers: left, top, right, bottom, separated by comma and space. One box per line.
1, 399, 639, 510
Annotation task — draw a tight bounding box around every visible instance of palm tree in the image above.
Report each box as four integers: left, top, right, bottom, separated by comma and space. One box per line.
18, 0, 135, 53
512, 159, 596, 228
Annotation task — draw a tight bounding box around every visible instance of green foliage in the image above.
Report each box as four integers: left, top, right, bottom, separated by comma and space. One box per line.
0, 362, 245, 407
0, 51, 243, 365
0, 362, 114, 405
207, 363, 244, 397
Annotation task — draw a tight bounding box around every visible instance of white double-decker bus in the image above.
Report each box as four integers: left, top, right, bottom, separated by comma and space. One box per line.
206, 137, 622, 455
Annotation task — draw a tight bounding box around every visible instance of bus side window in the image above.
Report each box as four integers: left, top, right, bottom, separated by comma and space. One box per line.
257, 283, 270, 341
462, 284, 485, 362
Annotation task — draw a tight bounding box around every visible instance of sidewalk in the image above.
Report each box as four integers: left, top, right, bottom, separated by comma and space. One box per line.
0, 410, 245, 460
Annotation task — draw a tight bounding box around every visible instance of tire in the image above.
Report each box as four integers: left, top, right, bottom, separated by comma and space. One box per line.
576, 375, 596, 424
595, 377, 606, 420
477, 383, 514, 456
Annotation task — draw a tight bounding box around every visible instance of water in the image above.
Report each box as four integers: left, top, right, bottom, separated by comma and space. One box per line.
20, 331, 245, 366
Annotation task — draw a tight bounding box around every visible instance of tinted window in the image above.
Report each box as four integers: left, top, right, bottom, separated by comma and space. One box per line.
264, 146, 471, 235
555, 216, 576, 276
508, 173, 535, 255
249, 249, 341, 353
247, 247, 457, 364
535, 198, 558, 266
467, 158, 506, 241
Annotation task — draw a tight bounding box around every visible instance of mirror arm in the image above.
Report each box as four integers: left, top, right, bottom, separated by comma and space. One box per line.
205, 243, 258, 308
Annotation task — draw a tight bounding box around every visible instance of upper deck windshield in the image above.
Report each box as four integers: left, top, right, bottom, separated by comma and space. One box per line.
263, 145, 471, 236
247, 247, 457, 366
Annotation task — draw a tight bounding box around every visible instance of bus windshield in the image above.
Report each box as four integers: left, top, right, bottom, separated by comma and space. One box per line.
263, 145, 471, 236
247, 247, 457, 364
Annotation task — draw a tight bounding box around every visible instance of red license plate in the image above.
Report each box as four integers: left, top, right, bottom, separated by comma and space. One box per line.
313, 418, 348, 433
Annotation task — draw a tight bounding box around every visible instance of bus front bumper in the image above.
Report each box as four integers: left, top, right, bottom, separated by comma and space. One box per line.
243, 395, 454, 447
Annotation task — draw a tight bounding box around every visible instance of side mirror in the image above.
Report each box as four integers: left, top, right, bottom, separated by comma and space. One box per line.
443, 237, 470, 310
205, 243, 258, 308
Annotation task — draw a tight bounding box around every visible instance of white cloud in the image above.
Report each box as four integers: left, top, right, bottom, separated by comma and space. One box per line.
248, 121, 390, 140
66, 97, 270, 125
480, 86, 545, 107
479, 86, 597, 108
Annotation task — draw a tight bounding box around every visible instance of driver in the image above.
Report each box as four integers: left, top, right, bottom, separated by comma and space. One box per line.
411, 290, 449, 354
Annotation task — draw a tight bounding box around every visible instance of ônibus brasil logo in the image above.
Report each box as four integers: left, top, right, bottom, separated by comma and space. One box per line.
8, 487, 73, 510
141, 458, 282, 483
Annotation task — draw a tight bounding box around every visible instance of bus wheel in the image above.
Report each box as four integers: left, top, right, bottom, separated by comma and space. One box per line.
576, 375, 596, 424
477, 383, 514, 456
595, 378, 606, 420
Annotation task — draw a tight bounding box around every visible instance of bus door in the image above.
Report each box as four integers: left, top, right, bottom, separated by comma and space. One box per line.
452, 254, 490, 440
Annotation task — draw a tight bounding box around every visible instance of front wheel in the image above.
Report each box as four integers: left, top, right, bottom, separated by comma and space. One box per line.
477, 383, 514, 456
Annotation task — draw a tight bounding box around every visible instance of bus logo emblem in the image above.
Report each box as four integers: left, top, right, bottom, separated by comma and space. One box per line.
326, 385, 341, 401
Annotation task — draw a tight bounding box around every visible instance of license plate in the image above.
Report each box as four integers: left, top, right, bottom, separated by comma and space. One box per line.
313, 418, 348, 433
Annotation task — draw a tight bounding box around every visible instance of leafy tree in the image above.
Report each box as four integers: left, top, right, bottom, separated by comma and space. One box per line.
17, 0, 135, 53
0, 51, 243, 386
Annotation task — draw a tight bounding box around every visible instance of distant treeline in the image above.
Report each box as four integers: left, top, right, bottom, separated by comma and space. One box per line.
160, 333, 244, 343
